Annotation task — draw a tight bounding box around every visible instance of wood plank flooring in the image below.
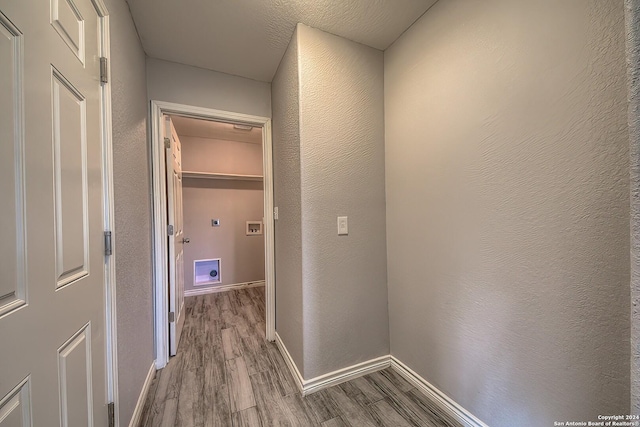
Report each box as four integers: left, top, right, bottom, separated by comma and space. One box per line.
139, 288, 461, 427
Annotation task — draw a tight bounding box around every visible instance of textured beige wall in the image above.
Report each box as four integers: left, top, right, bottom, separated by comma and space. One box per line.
180, 136, 265, 291
628, 0, 640, 413
146, 57, 271, 118
182, 180, 265, 291
181, 136, 263, 176
104, 0, 154, 424
385, 1, 630, 425
297, 24, 389, 379
272, 24, 389, 380
272, 26, 305, 374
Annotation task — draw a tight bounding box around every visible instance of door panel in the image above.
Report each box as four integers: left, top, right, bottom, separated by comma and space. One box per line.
0, 377, 31, 427
57, 324, 92, 427
166, 117, 185, 356
0, 12, 26, 318
0, 0, 107, 425
52, 69, 90, 288
50, 0, 84, 63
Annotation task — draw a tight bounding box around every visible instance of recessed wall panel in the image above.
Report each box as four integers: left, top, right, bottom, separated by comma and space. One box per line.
0, 12, 26, 317
0, 377, 32, 426
58, 324, 93, 427
52, 69, 89, 289
50, 0, 84, 63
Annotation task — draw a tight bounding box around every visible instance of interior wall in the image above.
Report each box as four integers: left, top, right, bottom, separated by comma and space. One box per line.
272, 26, 305, 374
180, 136, 265, 291
384, 1, 630, 426
146, 57, 272, 118
297, 24, 389, 379
181, 136, 264, 176
103, 0, 154, 424
628, 0, 640, 413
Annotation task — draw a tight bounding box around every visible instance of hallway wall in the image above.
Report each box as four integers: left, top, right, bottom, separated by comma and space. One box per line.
104, 0, 154, 424
628, 0, 640, 413
272, 24, 389, 380
272, 25, 305, 375
384, 1, 630, 425
297, 24, 389, 379
146, 57, 272, 118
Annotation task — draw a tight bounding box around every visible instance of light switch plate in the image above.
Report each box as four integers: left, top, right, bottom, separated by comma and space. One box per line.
338, 216, 348, 235
274, 207, 278, 220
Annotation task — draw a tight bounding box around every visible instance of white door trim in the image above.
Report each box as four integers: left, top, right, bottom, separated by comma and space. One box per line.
93, 1, 120, 425
150, 100, 276, 369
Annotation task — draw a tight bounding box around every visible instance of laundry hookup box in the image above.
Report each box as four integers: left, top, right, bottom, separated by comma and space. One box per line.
194, 258, 221, 286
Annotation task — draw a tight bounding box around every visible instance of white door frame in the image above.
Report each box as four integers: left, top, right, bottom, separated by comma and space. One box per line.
150, 100, 276, 369
94, 2, 120, 426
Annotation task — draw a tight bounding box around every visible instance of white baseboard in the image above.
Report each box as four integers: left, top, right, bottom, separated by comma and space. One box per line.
390, 356, 488, 427
128, 362, 156, 427
274, 333, 390, 396
184, 280, 265, 297
303, 355, 390, 396
274, 332, 304, 393
273, 337, 486, 426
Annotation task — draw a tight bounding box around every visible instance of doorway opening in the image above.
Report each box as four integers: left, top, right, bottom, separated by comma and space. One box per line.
150, 101, 275, 369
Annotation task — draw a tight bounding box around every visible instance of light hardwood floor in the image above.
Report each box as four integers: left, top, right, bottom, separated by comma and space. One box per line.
139, 288, 461, 427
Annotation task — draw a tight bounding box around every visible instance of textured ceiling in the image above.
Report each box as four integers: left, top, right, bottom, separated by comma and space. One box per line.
126, 0, 437, 82
171, 116, 262, 144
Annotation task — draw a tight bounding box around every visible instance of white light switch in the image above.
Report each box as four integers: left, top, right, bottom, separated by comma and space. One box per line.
274, 207, 279, 220
338, 216, 348, 235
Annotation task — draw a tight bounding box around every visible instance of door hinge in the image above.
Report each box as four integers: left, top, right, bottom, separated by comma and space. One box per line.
169, 311, 175, 323
108, 402, 115, 427
167, 224, 174, 236
164, 137, 171, 149
104, 231, 112, 256
100, 57, 108, 84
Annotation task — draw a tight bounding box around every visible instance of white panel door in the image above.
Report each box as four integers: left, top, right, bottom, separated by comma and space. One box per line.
0, 0, 108, 425
166, 117, 185, 356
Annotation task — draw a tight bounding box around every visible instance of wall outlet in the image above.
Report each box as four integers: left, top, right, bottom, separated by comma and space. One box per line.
338, 216, 348, 235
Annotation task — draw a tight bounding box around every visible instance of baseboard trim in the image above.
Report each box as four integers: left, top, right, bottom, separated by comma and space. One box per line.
184, 280, 265, 297
303, 355, 390, 396
274, 333, 390, 396
128, 362, 156, 427
274, 332, 305, 393
390, 356, 488, 427
273, 335, 486, 425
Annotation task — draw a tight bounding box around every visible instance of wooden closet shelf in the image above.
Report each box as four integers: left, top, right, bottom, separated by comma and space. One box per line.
182, 171, 264, 181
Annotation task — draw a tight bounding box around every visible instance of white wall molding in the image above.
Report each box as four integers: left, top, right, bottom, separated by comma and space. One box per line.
275, 333, 390, 396
273, 337, 486, 425
390, 356, 488, 427
95, 6, 121, 426
184, 281, 265, 297
151, 100, 275, 369
128, 362, 156, 427
261, 118, 276, 342
303, 355, 390, 396
274, 333, 305, 393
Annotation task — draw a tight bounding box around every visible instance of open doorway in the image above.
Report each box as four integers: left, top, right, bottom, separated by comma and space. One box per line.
150, 101, 275, 370
172, 115, 266, 297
